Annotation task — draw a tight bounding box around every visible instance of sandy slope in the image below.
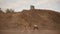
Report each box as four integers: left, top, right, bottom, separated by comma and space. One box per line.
0, 9, 60, 34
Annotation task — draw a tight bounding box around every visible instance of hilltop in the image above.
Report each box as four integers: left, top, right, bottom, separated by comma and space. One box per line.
0, 6, 60, 34
0, 7, 60, 30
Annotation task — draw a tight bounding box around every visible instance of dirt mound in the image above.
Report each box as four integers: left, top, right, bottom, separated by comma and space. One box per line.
0, 9, 60, 30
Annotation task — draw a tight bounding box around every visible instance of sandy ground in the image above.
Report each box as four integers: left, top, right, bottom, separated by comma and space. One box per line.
0, 29, 60, 34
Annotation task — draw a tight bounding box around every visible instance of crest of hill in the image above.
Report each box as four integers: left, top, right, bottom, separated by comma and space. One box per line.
0, 6, 60, 30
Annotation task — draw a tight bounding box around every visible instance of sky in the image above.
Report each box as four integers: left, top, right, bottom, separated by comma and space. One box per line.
0, 0, 60, 12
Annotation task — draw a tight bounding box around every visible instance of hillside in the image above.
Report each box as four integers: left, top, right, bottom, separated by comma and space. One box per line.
0, 9, 60, 30
0, 8, 60, 34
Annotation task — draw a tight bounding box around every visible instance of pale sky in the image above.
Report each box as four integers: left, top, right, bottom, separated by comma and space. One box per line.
0, 0, 60, 12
